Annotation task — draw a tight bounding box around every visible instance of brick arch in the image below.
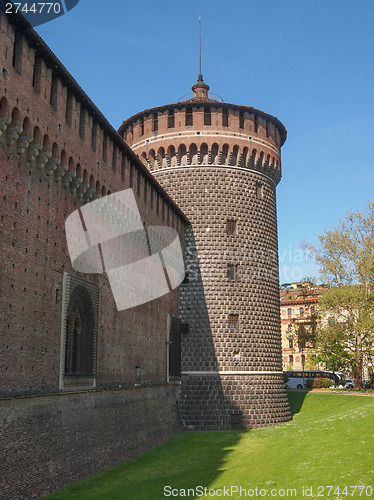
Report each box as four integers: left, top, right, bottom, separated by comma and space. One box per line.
229, 144, 240, 166
241, 147, 249, 168
21, 116, 32, 136
248, 148, 257, 168
11, 107, 21, 127
0, 96, 9, 118
178, 143, 187, 166
211, 143, 219, 164
167, 145, 176, 167
148, 149, 156, 170
200, 143, 208, 165
189, 143, 198, 165
157, 147, 166, 169
220, 144, 229, 165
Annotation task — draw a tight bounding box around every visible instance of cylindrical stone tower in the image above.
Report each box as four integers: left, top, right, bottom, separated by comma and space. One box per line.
119, 75, 291, 430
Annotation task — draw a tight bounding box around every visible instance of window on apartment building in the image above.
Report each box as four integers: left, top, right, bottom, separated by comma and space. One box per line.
222, 108, 229, 127
289, 338, 293, 348
311, 306, 315, 314
229, 314, 239, 331
227, 219, 237, 235
185, 105, 193, 126
287, 324, 293, 332
204, 107, 211, 126
168, 109, 175, 128
289, 355, 294, 364
153, 113, 158, 132
239, 110, 244, 129
227, 264, 237, 280
287, 308, 292, 316
300, 307, 304, 315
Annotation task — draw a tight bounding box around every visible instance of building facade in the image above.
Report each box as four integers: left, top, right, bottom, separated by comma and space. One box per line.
119, 76, 291, 430
280, 282, 327, 371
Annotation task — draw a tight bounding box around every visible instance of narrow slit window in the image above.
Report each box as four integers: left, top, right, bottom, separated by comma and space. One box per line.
153, 113, 158, 132
140, 116, 144, 136
185, 105, 193, 126
222, 108, 229, 127
227, 219, 237, 235
256, 182, 263, 199
227, 264, 237, 280
228, 314, 239, 331
168, 109, 175, 128
204, 108, 211, 126
239, 111, 244, 129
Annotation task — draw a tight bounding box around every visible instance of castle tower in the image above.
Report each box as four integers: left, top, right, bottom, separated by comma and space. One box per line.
118, 76, 291, 430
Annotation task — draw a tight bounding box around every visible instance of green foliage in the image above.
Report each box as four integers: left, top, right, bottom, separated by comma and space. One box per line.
303, 202, 374, 388
283, 372, 290, 383
312, 377, 332, 389
46, 393, 374, 500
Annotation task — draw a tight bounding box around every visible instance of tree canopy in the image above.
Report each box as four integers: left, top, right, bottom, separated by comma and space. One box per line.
304, 201, 374, 388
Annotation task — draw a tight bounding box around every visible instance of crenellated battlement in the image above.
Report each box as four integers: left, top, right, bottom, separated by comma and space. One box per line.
118, 99, 286, 185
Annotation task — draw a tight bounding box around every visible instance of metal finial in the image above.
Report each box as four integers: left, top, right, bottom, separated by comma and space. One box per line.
199, 16, 202, 78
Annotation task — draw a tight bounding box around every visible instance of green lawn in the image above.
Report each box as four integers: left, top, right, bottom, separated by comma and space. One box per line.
46, 392, 374, 499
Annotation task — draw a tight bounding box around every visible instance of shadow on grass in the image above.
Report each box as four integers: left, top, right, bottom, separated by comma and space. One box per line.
287, 390, 310, 416
45, 430, 246, 500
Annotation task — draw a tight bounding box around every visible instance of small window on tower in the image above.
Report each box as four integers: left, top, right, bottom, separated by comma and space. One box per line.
228, 314, 239, 331
204, 108, 211, 126
227, 219, 237, 235
256, 182, 263, 199
239, 111, 244, 129
185, 105, 193, 126
153, 113, 158, 132
222, 108, 229, 127
140, 116, 144, 136
168, 109, 175, 128
227, 264, 237, 280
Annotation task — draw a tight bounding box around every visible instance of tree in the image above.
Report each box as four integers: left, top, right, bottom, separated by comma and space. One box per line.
303, 201, 374, 388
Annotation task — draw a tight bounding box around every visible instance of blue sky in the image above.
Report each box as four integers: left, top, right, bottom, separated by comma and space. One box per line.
35, 0, 374, 284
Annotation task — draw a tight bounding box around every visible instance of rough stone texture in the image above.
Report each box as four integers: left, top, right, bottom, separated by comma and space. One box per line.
0, 385, 181, 500
121, 95, 292, 430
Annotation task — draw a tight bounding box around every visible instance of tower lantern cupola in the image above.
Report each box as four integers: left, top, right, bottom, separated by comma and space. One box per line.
191, 74, 210, 101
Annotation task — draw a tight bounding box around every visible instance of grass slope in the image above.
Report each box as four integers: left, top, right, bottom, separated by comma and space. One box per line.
46, 393, 374, 499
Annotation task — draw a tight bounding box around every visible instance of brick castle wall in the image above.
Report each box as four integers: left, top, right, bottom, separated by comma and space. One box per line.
1, 385, 181, 500
0, 10, 186, 497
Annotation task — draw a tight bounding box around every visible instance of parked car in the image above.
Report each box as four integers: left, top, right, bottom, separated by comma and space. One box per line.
345, 379, 354, 389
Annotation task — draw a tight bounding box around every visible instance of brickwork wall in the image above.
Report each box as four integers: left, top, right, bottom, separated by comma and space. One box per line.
0, 10, 187, 497
120, 96, 291, 429
0, 384, 181, 499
